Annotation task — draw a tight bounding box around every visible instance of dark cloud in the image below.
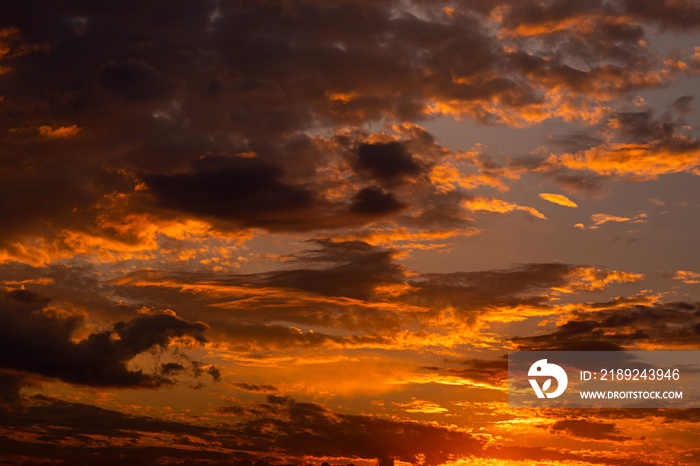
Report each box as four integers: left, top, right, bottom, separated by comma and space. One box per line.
609, 111, 687, 144
622, 0, 700, 30
106, 241, 647, 356
0, 0, 693, 248
0, 290, 209, 387
671, 95, 694, 115
404, 263, 590, 323
0, 263, 138, 323
0, 391, 669, 466
137, 131, 458, 232
551, 172, 607, 194
98, 59, 171, 101
355, 141, 422, 185
159, 362, 186, 376
349, 187, 405, 216
0, 370, 32, 407
225, 240, 405, 302
0, 135, 134, 248
108, 239, 645, 350
550, 133, 604, 152
510, 156, 607, 194
0, 391, 479, 466
550, 419, 632, 441
513, 302, 700, 351
0, 394, 229, 465
207, 364, 222, 382
238, 395, 484, 466
485, 444, 661, 466
426, 356, 509, 387
143, 156, 316, 229
232, 383, 279, 393
211, 322, 390, 353
582, 407, 700, 424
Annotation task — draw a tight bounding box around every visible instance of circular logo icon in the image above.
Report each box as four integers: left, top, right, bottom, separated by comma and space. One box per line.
528, 359, 568, 398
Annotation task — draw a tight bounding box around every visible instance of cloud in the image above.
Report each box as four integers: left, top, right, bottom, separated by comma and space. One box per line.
143, 156, 317, 230
425, 356, 509, 388
621, 0, 700, 30
349, 187, 405, 217
232, 382, 279, 393
38, 125, 82, 138
671, 95, 694, 115
550, 419, 632, 441
548, 109, 700, 178
394, 398, 448, 414
354, 141, 423, 185
0, 391, 484, 466
0, 2, 697, 465
108, 240, 644, 349
0, 290, 209, 387
512, 301, 700, 351
462, 196, 546, 219
407, 264, 642, 323
0, 394, 228, 464
513, 156, 610, 196
574, 212, 648, 229
556, 142, 700, 178
236, 395, 484, 465
98, 59, 172, 101
539, 193, 578, 207
673, 270, 700, 284
0, 370, 33, 407
0, 389, 675, 466
0, 0, 696, 261
591, 213, 632, 225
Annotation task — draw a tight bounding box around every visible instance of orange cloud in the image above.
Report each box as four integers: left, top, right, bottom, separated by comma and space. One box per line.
394, 398, 448, 414
584, 212, 647, 228
0, 213, 252, 267
673, 270, 700, 284
332, 227, 480, 248
591, 213, 631, 225
538, 193, 578, 207
38, 125, 82, 138
557, 267, 645, 292
428, 145, 520, 194
462, 197, 546, 219
550, 142, 700, 177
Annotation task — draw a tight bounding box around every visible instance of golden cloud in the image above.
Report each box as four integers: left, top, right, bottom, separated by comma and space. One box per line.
38, 125, 82, 138
462, 197, 546, 219
538, 193, 578, 207
550, 142, 700, 177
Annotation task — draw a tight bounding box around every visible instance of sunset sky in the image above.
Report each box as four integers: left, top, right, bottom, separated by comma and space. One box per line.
1, 1, 700, 464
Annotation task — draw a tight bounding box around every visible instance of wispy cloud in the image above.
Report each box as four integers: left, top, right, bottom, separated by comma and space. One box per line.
539, 193, 578, 207
463, 196, 546, 219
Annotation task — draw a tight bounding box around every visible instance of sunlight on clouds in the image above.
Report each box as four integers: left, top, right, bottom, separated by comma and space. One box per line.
38, 125, 82, 138
571, 213, 648, 229
538, 193, 578, 208
551, 143, 700, 177
462, 197, 546, 219
555, 267, 645, 293
394, 398, 449, 413
591, 213, 631, 225
1, 1, 700, 464
673, 270, 700, 284
333, 227, 479, 247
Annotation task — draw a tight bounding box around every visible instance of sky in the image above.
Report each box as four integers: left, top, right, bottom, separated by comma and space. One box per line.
1, 0, 700, 465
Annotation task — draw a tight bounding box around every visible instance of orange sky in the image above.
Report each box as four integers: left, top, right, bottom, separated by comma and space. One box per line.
0, 1, 699, 465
